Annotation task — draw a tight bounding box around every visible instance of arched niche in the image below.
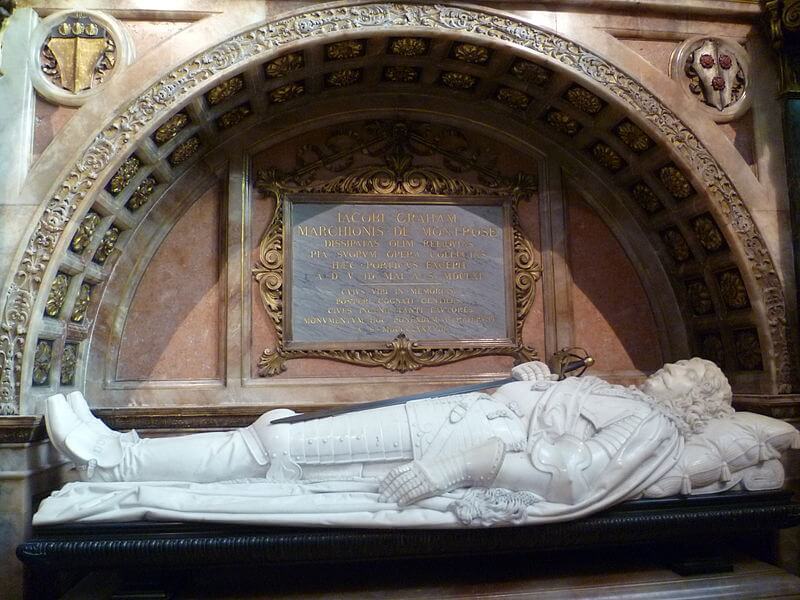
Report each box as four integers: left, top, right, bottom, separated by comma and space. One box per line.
1, 2, 792, 416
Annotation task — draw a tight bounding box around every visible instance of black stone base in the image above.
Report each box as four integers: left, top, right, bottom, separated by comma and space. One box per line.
16, 490, 800, 599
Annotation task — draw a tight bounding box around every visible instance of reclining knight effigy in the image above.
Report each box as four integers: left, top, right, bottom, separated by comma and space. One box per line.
36, 358, 800, 527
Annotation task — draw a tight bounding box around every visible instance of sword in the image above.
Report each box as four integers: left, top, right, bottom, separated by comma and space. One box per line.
270, 357, 593, 425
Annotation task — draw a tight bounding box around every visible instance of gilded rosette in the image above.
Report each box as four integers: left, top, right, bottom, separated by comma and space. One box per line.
45, 273, 71, 318
452, 42, 490, 64
126, 177, 157, 212
325, 39, 365, 60
661, 228, 692, 262
615, 121, 653, 153
154, 112, 189, 146
565, 86, 604, 114
107, 156, 141, 195
265, 52, 304, 78
496, 87, 530, 110
325, 69, 361, 88
390, 38, 428, 56
205, 75, 245, 106
92, 227, 120, 265
32, 340, 53, 386
70, 283, 93, 323
70, 212, 102, 254
659, 165, 694, 199
270, 82, 305, 104
718, 270, 749, 309
510, 60, 551, 86
631, 183, 663, 214
544, 110, 580, 136
168, 136, 201, 166
60, 343, 78, 385
441, 72, 476, 90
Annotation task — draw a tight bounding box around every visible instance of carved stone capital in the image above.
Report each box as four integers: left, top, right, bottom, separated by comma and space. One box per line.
764, 0, 800, 96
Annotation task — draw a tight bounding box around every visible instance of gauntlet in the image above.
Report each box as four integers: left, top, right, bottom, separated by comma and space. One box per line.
379, 437, 506, 505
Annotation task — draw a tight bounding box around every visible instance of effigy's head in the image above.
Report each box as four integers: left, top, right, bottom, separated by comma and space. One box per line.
640, 357, 733, 434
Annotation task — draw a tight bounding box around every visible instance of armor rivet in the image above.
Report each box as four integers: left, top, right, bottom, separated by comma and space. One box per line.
393, 442, 399, 447
322, 439, 327, 443
308, 440, 312, 445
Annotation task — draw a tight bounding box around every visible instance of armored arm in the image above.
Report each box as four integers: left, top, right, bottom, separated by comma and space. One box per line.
511, 361, 556, 382
379, 437, 506, 505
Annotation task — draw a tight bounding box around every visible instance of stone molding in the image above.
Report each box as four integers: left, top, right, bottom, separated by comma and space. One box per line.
0, 2, 792, 414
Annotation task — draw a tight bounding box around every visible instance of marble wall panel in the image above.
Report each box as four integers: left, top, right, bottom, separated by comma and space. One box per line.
0, 206, 37, 269
116, 184, 223, 381
124, 20, 193, 56
618, 38, 677, 76
32, 100, 78, 165
567, 194, 663, 377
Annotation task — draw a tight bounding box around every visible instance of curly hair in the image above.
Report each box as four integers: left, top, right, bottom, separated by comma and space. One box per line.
648, 358, 733, 434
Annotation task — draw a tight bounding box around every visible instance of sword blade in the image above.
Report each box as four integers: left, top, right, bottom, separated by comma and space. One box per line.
270, 377, 516, 424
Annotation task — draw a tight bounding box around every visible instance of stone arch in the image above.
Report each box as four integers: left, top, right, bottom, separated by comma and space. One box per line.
1, 2, 791, 415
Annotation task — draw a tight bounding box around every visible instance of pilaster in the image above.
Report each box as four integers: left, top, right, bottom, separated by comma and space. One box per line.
0, 419, 68, 600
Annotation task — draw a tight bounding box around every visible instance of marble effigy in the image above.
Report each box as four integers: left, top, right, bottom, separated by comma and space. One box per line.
34, 359, 799, 528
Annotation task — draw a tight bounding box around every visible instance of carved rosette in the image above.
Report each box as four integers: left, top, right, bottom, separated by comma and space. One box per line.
1, 3, 790, 414
44, 273, 70, 318
70, 283, 93, 323
32, 340, 53, 386
390, 37, 428, 56
126, 177, 157, 212
544, 110, 581, 136
510, 59, 551, 86
60, 343, 78, 385
253, 121, 540, 375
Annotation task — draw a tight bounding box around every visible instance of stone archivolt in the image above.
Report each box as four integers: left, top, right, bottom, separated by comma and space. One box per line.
0, 3, 791, 414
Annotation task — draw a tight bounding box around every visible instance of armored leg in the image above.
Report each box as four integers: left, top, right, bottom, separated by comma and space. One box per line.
46, 395, 269, 482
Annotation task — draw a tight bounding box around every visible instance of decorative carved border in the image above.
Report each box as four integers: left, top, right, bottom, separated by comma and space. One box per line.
0, 3, 792, 413
253, 121, 540, 375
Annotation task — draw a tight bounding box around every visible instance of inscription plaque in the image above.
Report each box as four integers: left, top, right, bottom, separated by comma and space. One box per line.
285, 196, 514, 348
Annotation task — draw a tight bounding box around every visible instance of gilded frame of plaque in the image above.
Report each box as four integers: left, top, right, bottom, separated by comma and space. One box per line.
282, 194, 517, 351
253, 121, 541, 375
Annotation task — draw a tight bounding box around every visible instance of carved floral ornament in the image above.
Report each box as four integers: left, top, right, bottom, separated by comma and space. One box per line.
29, 9, 135, 107
0, 3, 791, 415
670, 36, 751, 123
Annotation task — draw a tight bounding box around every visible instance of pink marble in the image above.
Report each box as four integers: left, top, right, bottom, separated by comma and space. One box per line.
124, 20, 193, 57
618, 38, 677, 77
32, 99, 78, 165
567, 196, 663, 373
117, 185, 222, 381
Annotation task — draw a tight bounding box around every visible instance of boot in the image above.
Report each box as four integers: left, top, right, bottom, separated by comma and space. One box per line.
46, 394, 269, 483
66, 391, 121, 438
